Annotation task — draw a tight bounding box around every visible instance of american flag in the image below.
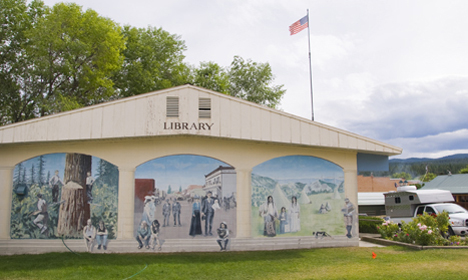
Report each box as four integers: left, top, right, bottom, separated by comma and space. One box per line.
289, 15, 308, 35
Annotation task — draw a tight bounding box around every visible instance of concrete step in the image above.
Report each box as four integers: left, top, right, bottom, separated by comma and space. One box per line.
0, 236, 359, 255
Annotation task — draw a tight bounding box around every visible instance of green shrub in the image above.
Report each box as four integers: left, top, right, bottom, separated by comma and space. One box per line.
359, 217, 384, 233
377, 220, 399, 239
377, 212, 461, 246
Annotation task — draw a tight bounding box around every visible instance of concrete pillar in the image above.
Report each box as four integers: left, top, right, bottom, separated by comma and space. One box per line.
344, 168, 358, 237
236, 168, 252, 238
0, 166, 14, 239
117, 167, 135, 239
344, 169, 358, 203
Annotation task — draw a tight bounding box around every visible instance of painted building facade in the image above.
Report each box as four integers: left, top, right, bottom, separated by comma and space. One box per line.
0, 85, 401, 254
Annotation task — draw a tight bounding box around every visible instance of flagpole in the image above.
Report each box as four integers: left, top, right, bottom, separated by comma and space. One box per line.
306, 9, 314, 121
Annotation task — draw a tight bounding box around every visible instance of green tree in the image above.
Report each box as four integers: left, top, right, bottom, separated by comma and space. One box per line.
228, 56, 285, 109
421, 172, 437, 182
191, 56, 286, 109
37, 155, 45, 185
459, 165, 468, 174
1, 1, 125, 125
191, 62, 229, 94
0, 0, 45, 125
112, 26, 189, 97
392, 172, 412, 180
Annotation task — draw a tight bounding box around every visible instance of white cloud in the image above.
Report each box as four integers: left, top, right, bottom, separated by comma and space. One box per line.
389, 129, 468, 159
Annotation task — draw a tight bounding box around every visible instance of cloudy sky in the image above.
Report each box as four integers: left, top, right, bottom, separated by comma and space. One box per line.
40, 0, 468, 159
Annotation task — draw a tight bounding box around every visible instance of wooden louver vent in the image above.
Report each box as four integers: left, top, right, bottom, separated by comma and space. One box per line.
166, 96, 179, 117
199, 98, 211, 118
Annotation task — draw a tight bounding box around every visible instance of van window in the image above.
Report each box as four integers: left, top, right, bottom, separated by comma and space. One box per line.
409, 195, 414, 201
395, 197, 401, 204
416, 207, 424, 215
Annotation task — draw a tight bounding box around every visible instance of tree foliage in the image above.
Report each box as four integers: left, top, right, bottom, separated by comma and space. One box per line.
1, 0, 125, 125
459, 165, 468, 174
191, 62, 229, 94
112, 25, 189, 97
228, 56, 285, 108
0, 0, 45, 124
392, 172, 412, 180
421, 172, 437, 182
1, 0, 287, 126
191, 56, 286, 109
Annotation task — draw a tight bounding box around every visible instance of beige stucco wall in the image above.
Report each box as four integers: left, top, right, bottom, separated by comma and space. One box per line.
0, 135, 358, 240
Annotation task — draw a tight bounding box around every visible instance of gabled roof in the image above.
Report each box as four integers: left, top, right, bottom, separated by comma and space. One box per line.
0, 85, 401, 156
421, 174, 468, 194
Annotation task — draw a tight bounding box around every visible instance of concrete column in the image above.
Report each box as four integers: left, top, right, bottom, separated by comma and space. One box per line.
343, 168, 358, 237
344, 169, 358, 203
0, 166, 14, 239
236, 168, 252, 238
117, 167, 135, 239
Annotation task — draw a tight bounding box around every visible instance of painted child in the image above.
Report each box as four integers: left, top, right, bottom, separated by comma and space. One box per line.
279, 207, 288, 234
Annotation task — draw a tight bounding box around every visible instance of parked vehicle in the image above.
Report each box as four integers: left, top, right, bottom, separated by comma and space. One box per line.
384, 186, 468, 236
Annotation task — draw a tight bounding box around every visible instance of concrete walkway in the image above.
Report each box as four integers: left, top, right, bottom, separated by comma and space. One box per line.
359, 233, 385, 247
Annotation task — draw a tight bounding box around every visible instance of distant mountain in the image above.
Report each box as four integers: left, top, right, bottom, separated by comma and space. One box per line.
390, 154, 468, 163
389, 153, 468, 178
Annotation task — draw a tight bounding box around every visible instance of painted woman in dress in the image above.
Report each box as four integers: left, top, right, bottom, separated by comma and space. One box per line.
189, 196, 202, 237
142, 196, 154, 225
259, 195, 278, 237
289, 196, 301, 233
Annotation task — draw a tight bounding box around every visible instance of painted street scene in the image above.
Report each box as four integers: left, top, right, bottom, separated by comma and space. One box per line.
134, 155, 237, 250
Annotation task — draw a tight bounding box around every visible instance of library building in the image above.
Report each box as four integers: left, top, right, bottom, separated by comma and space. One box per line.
0, 85, 401, 254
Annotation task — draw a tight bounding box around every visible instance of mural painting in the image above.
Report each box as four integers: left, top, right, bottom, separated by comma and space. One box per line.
251, 155, 355, 239
10, 153, 119, 251
134, 155, 236, 251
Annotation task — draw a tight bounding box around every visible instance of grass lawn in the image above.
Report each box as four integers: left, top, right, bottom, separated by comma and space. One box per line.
1, 246, 468, 280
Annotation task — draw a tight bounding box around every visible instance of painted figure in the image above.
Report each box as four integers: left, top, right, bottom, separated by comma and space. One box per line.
259, 195, 278, 237
319, 203, 327, 214
151, 220, 161, 251
86, 171, 95, 204
189, 196, 202, 237
96, 220, 108, 250
325, 202, 332, 212
83, 219, 96, 252
342, 198, 355, 238
279, 207, 288, 234
212, 199, 221, 211
142, 196, 154, 225
172, 200, 181, 226
49, 170, 64, 203
162, 199, 171, 227
216, 222, 229, 251
32, 193, 48, 234
289, 196, 301, 233
136, 220, 151, 249
202, 191, 216, 236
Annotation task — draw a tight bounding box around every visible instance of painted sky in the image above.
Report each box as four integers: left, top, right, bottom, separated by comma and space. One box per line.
14, 154, 103, 183
135, 155, 229, 191
253, 155, 343, 182
39, 0, 468, 159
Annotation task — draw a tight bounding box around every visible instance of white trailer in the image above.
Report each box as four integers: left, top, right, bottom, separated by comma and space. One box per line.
384, 186, 468, 236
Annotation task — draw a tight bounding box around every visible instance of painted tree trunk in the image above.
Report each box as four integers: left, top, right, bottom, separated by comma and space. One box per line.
57, 153, 91, 237
57, 182, 86, 237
